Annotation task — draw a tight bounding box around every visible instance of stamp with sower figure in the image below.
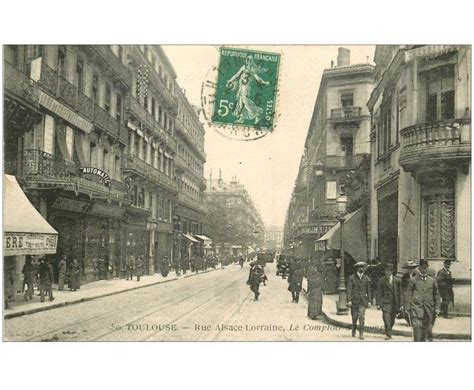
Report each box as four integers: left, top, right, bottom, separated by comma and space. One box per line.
201, 47, 280, 141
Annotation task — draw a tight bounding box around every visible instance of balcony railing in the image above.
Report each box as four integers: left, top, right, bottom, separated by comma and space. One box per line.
178, 192, 207, 214
23, 149, 127, 200
175, 117, 206, 158
35, 62, 128, 144
399, 118, 471, 172
126, 96, 177, 153
124, 154, 178, 193
129, 46, 177, 109
330, 107, 362, 121
4, 61, 40, 104
89, 46, 132, 87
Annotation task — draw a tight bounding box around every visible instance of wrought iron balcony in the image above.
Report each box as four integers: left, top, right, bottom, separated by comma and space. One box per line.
175, 117, 206, 159
128, 46, 178, 110
399, 118, 471, 173
330, 107, 362, 122
88, 46, 132, 87
126, 96, 177, 153
34, 62, 128, 144
4, 61, 40, 105
124, 154, 178, 193
22, 149, 127, 201
177, 192, 207, 214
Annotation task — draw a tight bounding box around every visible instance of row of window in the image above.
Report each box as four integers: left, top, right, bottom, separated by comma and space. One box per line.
178, 143, 204, 174
131, 185, 172, 221
376, 65, 455, 158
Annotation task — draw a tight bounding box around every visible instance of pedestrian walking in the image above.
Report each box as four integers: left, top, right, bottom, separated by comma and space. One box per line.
306, 260, 323, 319
399, 259, 419, 326
136, 255, 143, 281
127, 255, 135, 281
376, 263, 400, 340
407, 259, 441, 342
69, 258, 81, 291
58, 255, 68, 291
347, 261, 372, 340
38, 258, 54, 302
288, 262, 304, 303
247, 263, 264, 300
239, 255, 244, 268
437, 260, 454, 319
22, 256, 35, 301
161, 256, 170, 277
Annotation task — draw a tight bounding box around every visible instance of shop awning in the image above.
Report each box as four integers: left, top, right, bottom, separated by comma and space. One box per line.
3, 175, 58, 256
194, 234, 212, 242
316, 208, 368, 263
182, 233, 198, 243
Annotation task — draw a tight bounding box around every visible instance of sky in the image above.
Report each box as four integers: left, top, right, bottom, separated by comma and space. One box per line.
164, 45, 375, 228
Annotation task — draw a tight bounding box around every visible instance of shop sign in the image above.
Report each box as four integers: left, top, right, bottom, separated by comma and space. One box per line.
4, 232, 58, 256
80, 167, 111, 187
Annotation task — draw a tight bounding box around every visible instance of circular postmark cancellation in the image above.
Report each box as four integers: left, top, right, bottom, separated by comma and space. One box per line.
201, 46, 281, 141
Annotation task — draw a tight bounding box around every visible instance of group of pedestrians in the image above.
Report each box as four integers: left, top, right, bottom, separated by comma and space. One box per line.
20, 255, 81, 304
347, 258, 454, 341
121, 255, 144, 281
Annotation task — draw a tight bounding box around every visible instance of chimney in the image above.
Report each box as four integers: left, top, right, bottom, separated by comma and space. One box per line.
337, 47, 350, 67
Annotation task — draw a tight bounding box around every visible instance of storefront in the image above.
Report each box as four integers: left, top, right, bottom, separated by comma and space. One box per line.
3, 175, 58, 305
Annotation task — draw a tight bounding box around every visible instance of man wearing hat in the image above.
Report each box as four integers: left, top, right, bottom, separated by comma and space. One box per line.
407, 259, 440, 341
347, 261, 372, 339
376, 263, 400, 340
437, 260, 454, 319
399, 260, 418, 325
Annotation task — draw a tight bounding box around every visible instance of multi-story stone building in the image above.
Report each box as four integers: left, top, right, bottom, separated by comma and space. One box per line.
368, 45, 471, 311
173, 87, 207, 263
3, 45, 207, 287
205, 172, 265, 256
284, 48, 374, 267
124, 45, 180, 274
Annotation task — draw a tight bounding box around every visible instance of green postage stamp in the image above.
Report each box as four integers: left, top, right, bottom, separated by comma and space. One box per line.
212, 47, 280, 131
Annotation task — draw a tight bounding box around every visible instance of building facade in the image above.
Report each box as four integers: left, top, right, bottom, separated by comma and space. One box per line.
3, 45, 207, 286
173, 87, 207, 263
368, 45, 471, 310
284, 48, 374, 266
205, 172, 265, 256
264, 225, 284, 250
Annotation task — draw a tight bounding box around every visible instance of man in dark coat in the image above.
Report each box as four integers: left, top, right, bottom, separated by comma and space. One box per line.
38, 258, 54, 302
247, 263, 264, 300
69, 258, 81, 291
437, 260, 454, 319
58, 255, 68, 291
347, 261, 372, 339
376, 263, 400, 340
22, 256, 35, 301
399, 260, 419, 325
306, 260, 323, 319
135, 255, 143, 281
288, 264, 304, 303
407, 259, 441, 342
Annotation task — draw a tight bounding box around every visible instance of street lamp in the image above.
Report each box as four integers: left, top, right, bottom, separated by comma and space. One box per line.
336, 193, 349, 315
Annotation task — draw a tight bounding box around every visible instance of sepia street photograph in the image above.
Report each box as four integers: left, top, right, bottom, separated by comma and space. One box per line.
2, 43, 471, 343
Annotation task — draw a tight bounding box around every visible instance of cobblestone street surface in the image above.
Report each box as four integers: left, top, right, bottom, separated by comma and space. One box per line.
4, 263, 410, 342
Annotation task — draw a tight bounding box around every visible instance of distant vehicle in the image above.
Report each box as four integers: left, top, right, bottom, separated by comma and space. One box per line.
276, 253, 295, 278
256, 250, 275, 264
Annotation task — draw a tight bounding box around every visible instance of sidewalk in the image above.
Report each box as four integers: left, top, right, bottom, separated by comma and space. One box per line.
319, 294, 471, 340
4, 268, 222, 320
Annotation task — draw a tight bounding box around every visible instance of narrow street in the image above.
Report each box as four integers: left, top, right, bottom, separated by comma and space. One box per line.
4, 263, 406, 341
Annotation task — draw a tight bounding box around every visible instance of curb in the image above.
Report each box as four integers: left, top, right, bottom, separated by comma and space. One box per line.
4, 268, 221, 320
302, 292, 471, 341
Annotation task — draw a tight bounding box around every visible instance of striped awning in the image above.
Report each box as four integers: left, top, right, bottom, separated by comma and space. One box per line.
405, 45, 457, 62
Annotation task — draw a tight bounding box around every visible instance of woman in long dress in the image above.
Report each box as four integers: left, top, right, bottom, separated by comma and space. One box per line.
226, 56, 270, 124
307, 261, 323, 319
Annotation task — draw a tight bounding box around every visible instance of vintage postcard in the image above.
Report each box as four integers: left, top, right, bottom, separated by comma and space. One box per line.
2, 44, 471, 342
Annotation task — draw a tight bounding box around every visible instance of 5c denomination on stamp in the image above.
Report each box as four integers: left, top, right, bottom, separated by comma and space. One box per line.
201, 46, 281, 141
